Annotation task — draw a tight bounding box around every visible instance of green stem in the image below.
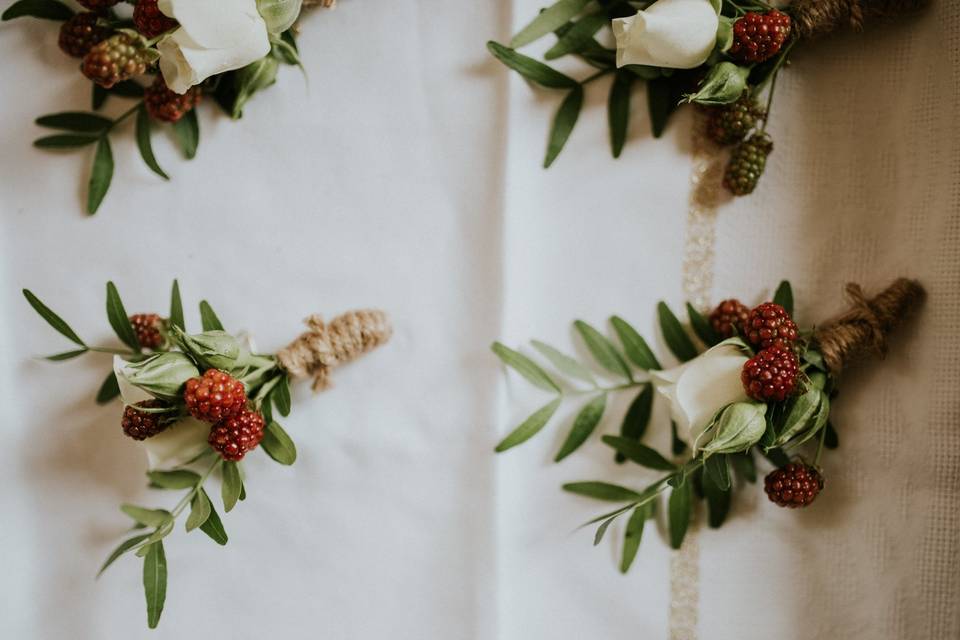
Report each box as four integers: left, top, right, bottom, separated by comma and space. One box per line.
87, 346, 139, 356
171, 456, 222, 519
758, 38, 797, 132
813, 423, 828, 467
108, 102, 143, 132
581, 68, 614, 86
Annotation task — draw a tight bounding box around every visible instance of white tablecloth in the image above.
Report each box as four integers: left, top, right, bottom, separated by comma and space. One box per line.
1, 1, 957, 638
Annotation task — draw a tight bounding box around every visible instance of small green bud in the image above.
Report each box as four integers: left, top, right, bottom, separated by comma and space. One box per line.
700, 401, 766, 455
176, 330, 242, 371
123, 352, 199, 401
257, 0, 303, 34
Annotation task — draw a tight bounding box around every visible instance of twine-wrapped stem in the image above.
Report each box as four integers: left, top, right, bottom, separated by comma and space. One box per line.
277, 310, 392, 391
789, 0, 931, 39
814, 278, 925, 374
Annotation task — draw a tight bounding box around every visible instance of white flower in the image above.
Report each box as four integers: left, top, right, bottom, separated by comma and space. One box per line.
157, 0, 271, 94
113, 356, 209, 469
612, 0, 719, 69
650, 341, 749, 446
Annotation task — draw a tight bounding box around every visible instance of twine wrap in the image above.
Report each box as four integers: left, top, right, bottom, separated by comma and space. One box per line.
277, 310, 392, 391
814, 278, 925, 375
790, 0, 931, 38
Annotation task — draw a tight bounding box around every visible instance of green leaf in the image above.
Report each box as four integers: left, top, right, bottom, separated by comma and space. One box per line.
647, 75, 682, 138
686, 303, 719, 347
185, 489, 211, 532
198, 300, 224, 331
730, 451, 756, 483
142, 541, 167, 629
147, 469, 200, 490
97, 533, 151, 577
172, 109, 199, 159
668, 481, 693, 549
135, 106, 169, 180
96, 371, 121, 404
702, 462, 732, 528
105, 281, 140, 350
111, 80, 146, 98
574, 320, 632, 380
491, 342, 561, 393
2, 0, 73, 21
262, 421, 297, 465
487, 41, 578, 89
272, 375, 292, 417
494, 397, 562, 453
34, 134, 99, 148
169, 280, 184, 332
608, 71, 634, 158
704, 453, 731, 491
221, 462, 243, 513
531, 340, 595, 385
87, 136, 113, 214
773, 280, 794, 316
45, 348, 88, 361
545, 11, 607, 59
544, 85, 583, 168
763, 447, 790, 468
601, 435, 676, 471
92, 84, 107, 111
610, 316, 661, 370
22, 289, 85, 346
824, 422, 839, 449
773, 387, 821, 447
620, 503, 651, 573
562, 481, 644, 502
687, 62, 749, 106
702, 402, 767, 455
198, 490, 228, 545
511, 0, 592, 48
593, 511, 621, 546
121, 505, 171, 528
220, 56, 280, 119
616, 383, 653, 463
36, 111, 112, 133
555, 392, 606, 461
657, 302, 698, 362
671, 421, 687, 456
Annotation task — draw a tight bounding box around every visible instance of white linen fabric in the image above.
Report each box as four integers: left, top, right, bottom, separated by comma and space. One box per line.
0, 1, 957, 639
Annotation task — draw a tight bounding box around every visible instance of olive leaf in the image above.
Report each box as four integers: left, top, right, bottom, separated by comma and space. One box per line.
34, 134, 99, 148
199, 300, 224, 331
610, 316, 661, 370
544, 85, 584, 168
487, 42, 578, 89
657, 302, 698, 362
531, 340, 596, 385
198, 489, 228, 545
135, 106, 169, 180
545, 11, 607, 59
668, 480, 693, 549
1, 0, 73, 21
620, 501, 654, 573
169, 280, 185, 332
172, 109, 199, 159
686, 302, 719, 347
773, 280, 794, 316
608, 71, 634, 158
262, 421, 297, 465
555, 392, 607, 462
96, 371, 121, 404
147, 470, 200, 490
36, 111, 112, 133
98, 533, 152, 577
185, 489, 212, 532
495, 397, 562, 453
562, 481, 644, 502
22, 289, 85, 346
87, 136, 113, 214
510, 0, 592, 48
142, 541, 167, 629
574, 320, 633, 380
491, 342, 561, 393
601, 435, 676, 471
221, 462, 243, 513
616, 383, 653, 463
105, 281, 140, 350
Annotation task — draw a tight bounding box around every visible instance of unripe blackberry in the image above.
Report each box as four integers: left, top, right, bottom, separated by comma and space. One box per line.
183, 369, 247, 424
129, 313, 165, 350
729, 10, 792, 64
144, 76, 201, 122
208, 408, 266, 461
709, 299, 750, 339
133, 0, 178, 38
58, 12, 111, 58
703, 95, 765, 146
121, 399, 174, 440
764, 463, 823, 508
82, 33, 152, 88
77, 0, 120, 9
723, 132, 773, 196
745, 302, 798, 349
741, 344, 800, 402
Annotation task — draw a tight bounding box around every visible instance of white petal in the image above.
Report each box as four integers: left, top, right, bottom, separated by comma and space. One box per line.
142, 419, 211, 470
158, 26, 270, 93
614, 0, 719, 69
164, 0, 268, 50
675, 351, 749, 441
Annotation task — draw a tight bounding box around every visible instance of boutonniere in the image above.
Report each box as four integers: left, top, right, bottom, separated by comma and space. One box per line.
2, 0, 337, 214
492, 278, 923, 572
24, 279, 390, 627
489, 0, 928, 196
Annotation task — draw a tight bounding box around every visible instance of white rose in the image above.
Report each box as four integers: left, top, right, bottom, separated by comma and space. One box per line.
114, 356, 209, 469
157, 0, 271, 94
650, 341, 749, 446
612, 0, 720, 69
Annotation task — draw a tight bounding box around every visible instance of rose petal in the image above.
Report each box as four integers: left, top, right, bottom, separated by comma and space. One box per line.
614, 0, 719, 69
160, 0, 268, 50
143, 418, 211, 470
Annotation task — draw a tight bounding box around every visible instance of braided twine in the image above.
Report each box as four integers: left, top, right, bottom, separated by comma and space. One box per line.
277, 310, 392, 391
789, 0, 931, 38
814, 278, 925, 375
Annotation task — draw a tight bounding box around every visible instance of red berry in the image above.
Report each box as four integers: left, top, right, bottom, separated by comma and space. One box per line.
709, 299, 750, 339
121, 399, 173, 440
208, 408, 265, 461
129, 313, 165, 350
144, 75, 201, 122
729, 10, 792, 64
741, 344, 800, 402
58, 12, 111, 58
764, 463, 823, 508
183, 369, 247, 424
133, 0, 178, 38
82, 33, 152, 88
76, 0, 120, 9
745, 302, 798, 349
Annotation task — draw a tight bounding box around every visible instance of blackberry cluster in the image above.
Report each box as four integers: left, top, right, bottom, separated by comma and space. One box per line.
729, 10, 792, 64
723, 132, 773, 196
208, 408, 266, 461
129, 313, 165, 350
745, 302, 799, 350
741, 344, 800, 402
121, 399, 173, 440
764, 463, 823, 508
133, 0, 178, 38
58, 12, 110, 58
704, 95, 765, 146
183, 369, 247, 424
144, 76, 201, 123
82, 33, 151, 88
709, 299, 750, 339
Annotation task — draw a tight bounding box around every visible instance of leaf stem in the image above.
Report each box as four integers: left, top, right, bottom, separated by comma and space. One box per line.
87, 346, 139, 356
108, 102, 144, 132
581, 68, 614, 86
170, 456, 222, 519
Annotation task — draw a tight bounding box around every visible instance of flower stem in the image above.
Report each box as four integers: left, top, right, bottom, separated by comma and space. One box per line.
171, 456, 222, 519
108, 102, 143, 131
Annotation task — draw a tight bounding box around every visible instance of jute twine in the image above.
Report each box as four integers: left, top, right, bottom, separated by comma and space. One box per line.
277, 310, 392, 391
814, 278, 925, 375
790, 0, 931, 38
